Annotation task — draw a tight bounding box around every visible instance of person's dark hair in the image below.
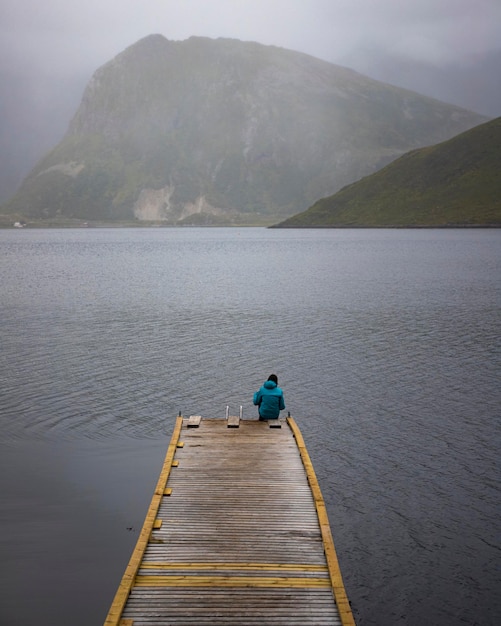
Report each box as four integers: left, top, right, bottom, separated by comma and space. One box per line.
268, 374, 278, 384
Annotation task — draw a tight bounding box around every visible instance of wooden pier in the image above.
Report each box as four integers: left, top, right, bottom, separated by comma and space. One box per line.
104, 415, 355, 625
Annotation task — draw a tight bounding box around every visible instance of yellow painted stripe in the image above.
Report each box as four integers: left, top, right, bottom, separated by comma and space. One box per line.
141, 562, 328, 572
103, 415, 184, 626
287, 416, 356, 626
134, 575, 331, 588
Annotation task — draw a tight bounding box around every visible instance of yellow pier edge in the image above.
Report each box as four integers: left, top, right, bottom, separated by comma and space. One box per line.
103, 415, 183, 626
287, 416, 356, 626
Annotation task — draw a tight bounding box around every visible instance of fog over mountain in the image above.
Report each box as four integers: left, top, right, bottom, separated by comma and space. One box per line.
2, 36, 487, 226
340, 48, 501, 120
1, 1, 500, 204
6, 48, 497, 207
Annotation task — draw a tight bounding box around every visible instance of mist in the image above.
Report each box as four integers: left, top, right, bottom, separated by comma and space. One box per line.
1, 0, 500, 202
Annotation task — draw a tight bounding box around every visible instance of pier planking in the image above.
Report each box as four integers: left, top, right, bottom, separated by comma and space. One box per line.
104, 416, 355, 625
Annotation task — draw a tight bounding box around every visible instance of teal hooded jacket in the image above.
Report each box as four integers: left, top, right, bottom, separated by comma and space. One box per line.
253, 380, 285, 419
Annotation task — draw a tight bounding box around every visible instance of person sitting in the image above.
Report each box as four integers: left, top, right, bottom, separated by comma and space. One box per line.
253, 374, 285, 420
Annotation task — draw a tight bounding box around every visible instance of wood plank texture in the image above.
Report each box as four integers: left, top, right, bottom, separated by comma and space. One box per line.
104, 417, 355, 626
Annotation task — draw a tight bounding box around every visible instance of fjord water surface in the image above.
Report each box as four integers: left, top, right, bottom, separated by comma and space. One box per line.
0, 227, 499, 625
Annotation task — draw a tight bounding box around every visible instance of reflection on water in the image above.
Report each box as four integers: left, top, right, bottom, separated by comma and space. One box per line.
0, 227, 500, 625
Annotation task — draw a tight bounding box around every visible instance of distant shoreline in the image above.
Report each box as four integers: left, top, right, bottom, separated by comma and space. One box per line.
2, 221, 500, 229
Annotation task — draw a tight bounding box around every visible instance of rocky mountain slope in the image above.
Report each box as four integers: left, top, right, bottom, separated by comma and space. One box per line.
3, 35, 488, 225
274, 117, 501, 227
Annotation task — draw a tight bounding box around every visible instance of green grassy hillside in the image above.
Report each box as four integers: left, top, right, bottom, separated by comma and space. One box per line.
274, 117, 501, 228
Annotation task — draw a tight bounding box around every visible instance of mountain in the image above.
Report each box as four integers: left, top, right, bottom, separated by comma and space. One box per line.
273, 117, 501, 228
0, 70, 87, 204
339, 48, 501, 119
2, 35, 488, 226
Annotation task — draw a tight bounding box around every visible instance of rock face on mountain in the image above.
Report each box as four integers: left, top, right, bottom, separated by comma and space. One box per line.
4, 35, 488, 224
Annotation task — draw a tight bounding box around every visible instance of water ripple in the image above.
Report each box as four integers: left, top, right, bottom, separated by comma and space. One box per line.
1, 228, 500, 625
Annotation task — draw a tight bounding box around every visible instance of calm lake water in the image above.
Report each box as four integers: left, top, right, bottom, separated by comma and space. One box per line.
0, 227, 500, 626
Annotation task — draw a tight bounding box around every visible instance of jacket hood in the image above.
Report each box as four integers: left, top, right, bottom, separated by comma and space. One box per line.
264, 380, 277, 389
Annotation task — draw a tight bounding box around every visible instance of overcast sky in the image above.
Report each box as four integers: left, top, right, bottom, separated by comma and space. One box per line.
1, 0, 500, 199
1, 0, 500, 79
